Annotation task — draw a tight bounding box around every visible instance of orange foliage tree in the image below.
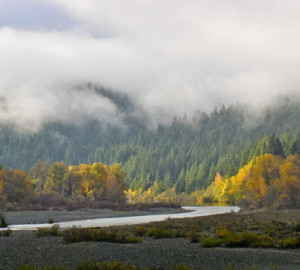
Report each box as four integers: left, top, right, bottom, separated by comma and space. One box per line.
205, 154, 300, 209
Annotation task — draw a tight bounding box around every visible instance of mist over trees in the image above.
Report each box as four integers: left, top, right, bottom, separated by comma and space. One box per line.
0, 89, 299, 201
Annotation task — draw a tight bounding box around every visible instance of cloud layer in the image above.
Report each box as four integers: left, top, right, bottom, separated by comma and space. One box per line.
1, 0, 300, 130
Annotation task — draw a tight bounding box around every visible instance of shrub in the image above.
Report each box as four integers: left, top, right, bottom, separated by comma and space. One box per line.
147, 226, 178, 239
216, 226, 229, 237
124, 235, 142, 243
5, 202, 19, 211
2, 228, 12, 237
63, 227, 89, 243
48, 217, 55, 224
224, 231, 274, 248
201, 237, 223, 248
134, 226, 147, 236
282, 236, 300, 248
186, 230, 199, 243
63, 227, 142, 244
0, 212, 7, 227
36, 225, 60, 238
77, 260, 101, 270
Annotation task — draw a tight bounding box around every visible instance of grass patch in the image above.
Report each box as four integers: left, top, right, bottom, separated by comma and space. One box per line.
63, 227, 142, 244
36, 224, 60, 238
282, 236, 300, 248
201, 237, 223, 247
147, 226, 182, 239
2, 228, 12, 237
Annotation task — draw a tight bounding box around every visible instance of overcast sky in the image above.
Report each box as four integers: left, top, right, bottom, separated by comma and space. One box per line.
0, 0, 300, 130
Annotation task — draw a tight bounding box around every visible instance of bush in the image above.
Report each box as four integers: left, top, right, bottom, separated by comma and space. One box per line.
201, 237, 223, 248
36, 225, 60, 238
0, 212, 7, 227
2, 228, 12, 237
48, 217, 55, 224
147, 226, 179, 239
216, 226, 229, 237
186, 230, 199, 243
63, 227, 142, 244
282, 236, 300, 248
124, 235, 142, 243
76, 260, 101, 270
134, 226, 147, 236
224, 231, 274, 248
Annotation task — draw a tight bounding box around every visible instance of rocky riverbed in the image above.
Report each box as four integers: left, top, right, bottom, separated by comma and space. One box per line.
0, 230, 300, 270
1, 208, 300, 269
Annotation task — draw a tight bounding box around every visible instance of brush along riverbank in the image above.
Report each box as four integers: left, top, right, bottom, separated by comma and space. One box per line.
1, 209, 300, 269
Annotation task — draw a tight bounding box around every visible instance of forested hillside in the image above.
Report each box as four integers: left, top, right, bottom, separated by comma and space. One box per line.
0, 89, 299, 196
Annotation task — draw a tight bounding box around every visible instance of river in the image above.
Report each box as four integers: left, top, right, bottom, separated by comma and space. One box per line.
3, 206, 239, 231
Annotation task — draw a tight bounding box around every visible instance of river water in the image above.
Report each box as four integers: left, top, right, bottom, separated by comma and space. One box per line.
3, 206, 239, 231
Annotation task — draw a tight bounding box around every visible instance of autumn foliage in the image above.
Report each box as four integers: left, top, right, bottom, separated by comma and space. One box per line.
0, 162, 126, 209
205, 154, 300, 209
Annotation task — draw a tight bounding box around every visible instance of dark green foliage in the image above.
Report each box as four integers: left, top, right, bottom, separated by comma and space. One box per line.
36, 225, 60, 238
2, 228, 12, 237
63, 227, 141, 244
266, 134, 285, 157
0, 93, 299, 194
48, 217, 54, 224
147, 226, 181, 239
201, 237, 223, 247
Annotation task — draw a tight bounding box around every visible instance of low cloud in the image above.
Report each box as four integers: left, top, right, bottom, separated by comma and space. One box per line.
1, 0, 300, 130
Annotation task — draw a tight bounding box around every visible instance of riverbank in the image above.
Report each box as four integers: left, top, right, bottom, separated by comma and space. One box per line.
1, 209, 300, 269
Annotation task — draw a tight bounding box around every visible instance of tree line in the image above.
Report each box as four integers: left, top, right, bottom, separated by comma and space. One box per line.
0, 92, 299, 198
204, 153, 300, 209
0, 162, 126, 209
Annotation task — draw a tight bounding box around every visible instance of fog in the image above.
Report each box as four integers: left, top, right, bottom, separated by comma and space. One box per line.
0, 0, 300, 130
